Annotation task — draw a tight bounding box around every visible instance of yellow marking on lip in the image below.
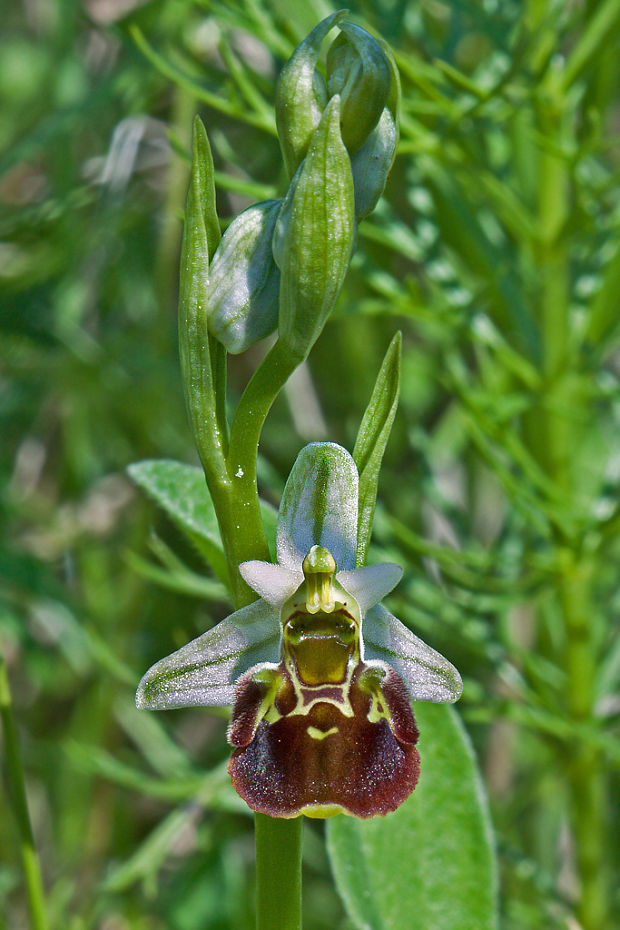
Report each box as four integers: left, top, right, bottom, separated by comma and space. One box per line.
307, 725, 339, 741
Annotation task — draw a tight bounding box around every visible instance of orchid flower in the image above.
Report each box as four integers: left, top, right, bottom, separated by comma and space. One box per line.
136, 443, 462, 819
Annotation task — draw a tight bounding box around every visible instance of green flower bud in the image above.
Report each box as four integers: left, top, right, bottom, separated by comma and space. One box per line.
351, 108, 397, 219
276, 96, 355, 360
207, 200, 281, 354
275, 10, 347, 179
348, 38, 400, 219
326, 23, 391, 153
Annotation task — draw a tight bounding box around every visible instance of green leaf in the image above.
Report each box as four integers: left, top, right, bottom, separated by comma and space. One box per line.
327, 704, 499, 930
128, 459, 227, 582
353, 333, 401, 566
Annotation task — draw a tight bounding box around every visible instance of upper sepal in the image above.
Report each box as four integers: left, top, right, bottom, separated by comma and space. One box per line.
277, 443, 359, 572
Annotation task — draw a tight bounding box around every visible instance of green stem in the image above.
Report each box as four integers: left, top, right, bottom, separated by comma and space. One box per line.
202, 342, 304, 927
255, 814, 303, 930
212, 338, 300, 601
0, 655, 49, 930
557, 555, 607, 930
228, 339, 301, 478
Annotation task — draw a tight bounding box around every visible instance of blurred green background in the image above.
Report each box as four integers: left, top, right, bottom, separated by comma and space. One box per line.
1, 0, 619, 928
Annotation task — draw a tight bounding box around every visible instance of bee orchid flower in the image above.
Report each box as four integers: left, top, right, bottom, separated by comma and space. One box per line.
136, 443, 462, 818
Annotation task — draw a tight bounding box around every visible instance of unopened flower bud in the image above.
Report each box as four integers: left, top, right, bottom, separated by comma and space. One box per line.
349, 38, 400, 219
207, 200, 281, 354
275, 96, 355, 360
326, 23, 391, 154
275, 10, 346, 179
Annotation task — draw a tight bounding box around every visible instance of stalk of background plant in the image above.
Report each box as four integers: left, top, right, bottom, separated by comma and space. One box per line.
0, 654, 49, 930
528, 61, 608, 930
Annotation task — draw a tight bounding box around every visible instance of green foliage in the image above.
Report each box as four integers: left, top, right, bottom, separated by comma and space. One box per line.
327, 704, 498, 930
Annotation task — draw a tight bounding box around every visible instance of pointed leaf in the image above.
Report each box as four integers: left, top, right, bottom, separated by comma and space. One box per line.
136, 600, 280, 709
128, 459, 227, 581
353, 333, 401, 566
128, 459, 277, 581
327, 703, 498, 930
178, 118, 227, 480
363, 604, 462, 703
277, 442, 359, 572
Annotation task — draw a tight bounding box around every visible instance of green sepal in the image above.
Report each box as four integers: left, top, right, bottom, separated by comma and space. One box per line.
277, 442, 359, 572
276, 96, 355, 361
353, 333, 401, 566
326, 23, 391, 154
275, 10, 347, 178
136, 600, 280, 709
207, 200, 281, 354
179, 118, 226, 479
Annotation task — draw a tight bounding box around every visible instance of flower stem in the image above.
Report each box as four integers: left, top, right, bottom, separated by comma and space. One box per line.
209, 342, 304, 927
227, 338, 301, 479
0, 654, 48, 930
255, 813, 303, 930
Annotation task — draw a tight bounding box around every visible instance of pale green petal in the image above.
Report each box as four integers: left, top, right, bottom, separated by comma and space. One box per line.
337, 563, 402, 614
239, 560, 303, 608
363, 604, 463, 703
136, 600, 280, 709
277, 442, 359, 571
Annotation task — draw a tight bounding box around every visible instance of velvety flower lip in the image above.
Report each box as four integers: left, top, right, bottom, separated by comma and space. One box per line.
136, 442, 462, 819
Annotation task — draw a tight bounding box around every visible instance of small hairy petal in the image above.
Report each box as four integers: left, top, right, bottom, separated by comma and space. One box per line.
337, 563, 402, 614
239, 560, 303, 607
